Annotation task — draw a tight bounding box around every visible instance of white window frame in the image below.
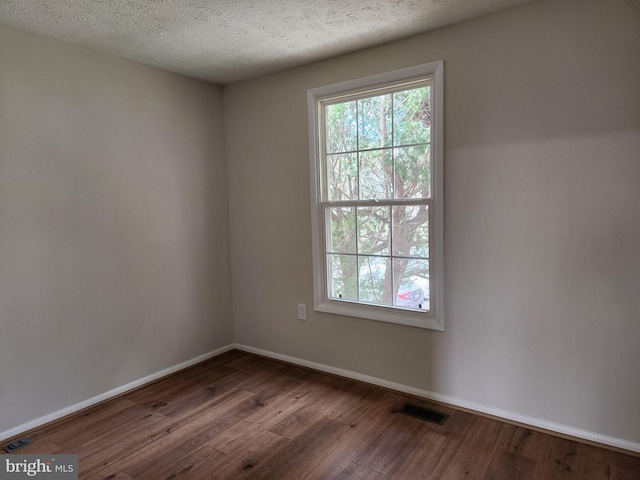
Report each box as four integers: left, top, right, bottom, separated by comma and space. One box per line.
308, 61, 445, 331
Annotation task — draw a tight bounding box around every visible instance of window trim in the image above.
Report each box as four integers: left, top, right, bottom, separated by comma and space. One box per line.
307, 61, 445, 331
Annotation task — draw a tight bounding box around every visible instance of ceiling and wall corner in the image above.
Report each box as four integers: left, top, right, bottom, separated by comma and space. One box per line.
0, 0, 537, 84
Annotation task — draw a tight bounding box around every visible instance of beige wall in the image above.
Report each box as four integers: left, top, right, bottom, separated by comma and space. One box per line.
0, 27, 233, 434
225, 0, 640, 445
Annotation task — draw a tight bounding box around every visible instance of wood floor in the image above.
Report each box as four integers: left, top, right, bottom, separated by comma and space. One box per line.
5, 350, 639, 479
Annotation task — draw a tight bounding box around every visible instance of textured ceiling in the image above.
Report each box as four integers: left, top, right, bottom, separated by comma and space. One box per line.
0, 0, 536, 84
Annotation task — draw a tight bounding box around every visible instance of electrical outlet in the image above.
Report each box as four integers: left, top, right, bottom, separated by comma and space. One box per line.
297, 303, 307, 320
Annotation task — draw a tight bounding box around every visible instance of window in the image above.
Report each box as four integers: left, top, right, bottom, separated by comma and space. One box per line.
308, 61, 444, 330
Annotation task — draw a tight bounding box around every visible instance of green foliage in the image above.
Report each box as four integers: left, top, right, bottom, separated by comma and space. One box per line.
324, 84, 432, 307
326, 101, 357, 153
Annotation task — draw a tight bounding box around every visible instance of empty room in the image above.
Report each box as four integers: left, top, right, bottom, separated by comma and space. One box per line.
1, 0, 639, 478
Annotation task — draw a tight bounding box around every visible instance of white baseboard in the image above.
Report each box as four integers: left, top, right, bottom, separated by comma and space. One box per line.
0, 344, 235, 443
234, 343, 640, 454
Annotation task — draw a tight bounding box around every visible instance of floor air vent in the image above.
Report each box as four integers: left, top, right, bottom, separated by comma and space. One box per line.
4, 438, 32, 453
399, 403, 449, 425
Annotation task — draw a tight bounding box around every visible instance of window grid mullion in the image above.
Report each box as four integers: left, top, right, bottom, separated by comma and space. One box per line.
322, 198, 433, 208
324, 251, 429, 262
321, 105, 330, 301
390, 92, 395, 304
355, 99, 361, 302
325, 141, 430, 156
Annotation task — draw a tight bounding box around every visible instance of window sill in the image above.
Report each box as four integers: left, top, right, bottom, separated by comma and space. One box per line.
315, 299, 444, 331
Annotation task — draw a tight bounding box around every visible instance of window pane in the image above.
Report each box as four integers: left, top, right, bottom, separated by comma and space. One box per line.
360, 149, 393, 199
392, 205, 429, 258
394, 145, 431, 199
358, 256, 392, 305
327, 153, 358, 200
393, 258, 430, 310
328, 207, 356, 254
328, 254, 358, 301
358, 94, 392, 150
357, 206, 390, 255
325, 101, 357, 154
393, 87, 431, 146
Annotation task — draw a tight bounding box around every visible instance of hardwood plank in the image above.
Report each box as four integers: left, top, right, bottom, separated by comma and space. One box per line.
128, 364, 238, 411
134, 444, 228, 480
484, 452, 537, 480
117, 380, 292, 478
123, 352, 241, 403
242, 378, 330, 431
233, 362, 291, 393
78, 411, 172, 477
507, 426, 553, 459
353, 412, 422, 475
348, 391, 408, 436
292, 419, 371, 479
224, 353, 275, 373
81, 386, 250, 476
576, 443, 640, 480
332, 463, 387, 480
207, 430, 288, 480
427, 416, 511, 479
387, 424, 447, 479
241, 416, 349, 480
268, 403, 328, 440
146, 377, 238, 419
106, 390, 260, 478
323, 382, 385, 425
46, 400, 151, 450
537, 437, 581, 479
206, 419, 263, 455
